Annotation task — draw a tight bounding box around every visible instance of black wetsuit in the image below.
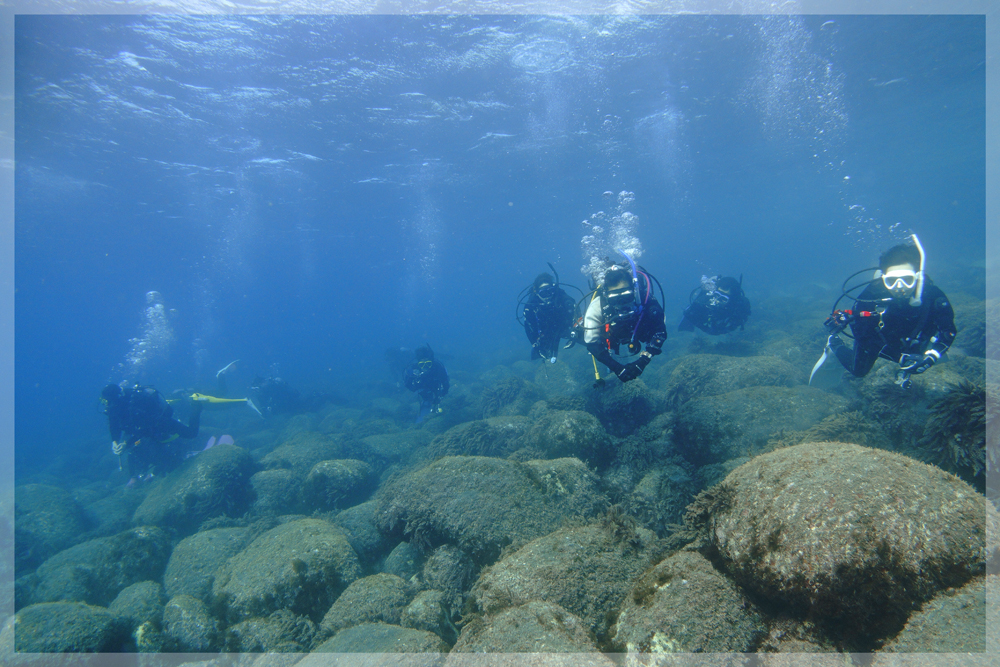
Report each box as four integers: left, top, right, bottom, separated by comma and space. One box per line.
584, 286, 667, 379
403, 359, 449, 418
832, 280, 956, 377
523, 288, 579, 360
679, 290, 751, 335
107, 385, 201, 477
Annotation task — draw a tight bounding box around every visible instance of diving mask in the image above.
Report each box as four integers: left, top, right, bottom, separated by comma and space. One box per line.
881, 269, 918, 293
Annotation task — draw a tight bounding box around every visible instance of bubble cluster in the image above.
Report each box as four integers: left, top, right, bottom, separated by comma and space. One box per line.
121, 290, 175, 380
580, 190, 642, 284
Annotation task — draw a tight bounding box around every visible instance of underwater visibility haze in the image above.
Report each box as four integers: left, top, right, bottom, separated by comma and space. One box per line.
9, 10, 991, 658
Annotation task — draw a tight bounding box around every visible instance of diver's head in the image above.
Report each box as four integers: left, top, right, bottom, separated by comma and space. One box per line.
878, 244, 921, 298
414, 344, 434, 362
101, 383, 123, 411
602, 265, 637, 325
716, 277, 740, 295
533, 273, 556, 301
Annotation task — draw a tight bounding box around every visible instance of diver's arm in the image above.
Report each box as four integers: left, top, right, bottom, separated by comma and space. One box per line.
927, 293, 956, 358
644, 302, 667, 354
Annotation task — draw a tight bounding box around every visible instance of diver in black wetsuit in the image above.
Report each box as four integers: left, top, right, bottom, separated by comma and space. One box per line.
818, 236, 956, 388
250, 375, 303, 416
520, 272, 580, 362
101, 383, 202, 483
678, 275, 751, 335
403, 344, 449, 423
583, 261, 667, 384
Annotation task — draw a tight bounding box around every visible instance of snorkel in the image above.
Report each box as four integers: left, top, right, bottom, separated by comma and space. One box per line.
909, 233, 926, 307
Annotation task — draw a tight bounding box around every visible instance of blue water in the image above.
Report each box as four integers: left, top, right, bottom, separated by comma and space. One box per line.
14, 14, 985, 476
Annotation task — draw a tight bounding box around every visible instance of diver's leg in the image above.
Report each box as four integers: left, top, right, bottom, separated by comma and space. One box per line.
174, 402, 203, 439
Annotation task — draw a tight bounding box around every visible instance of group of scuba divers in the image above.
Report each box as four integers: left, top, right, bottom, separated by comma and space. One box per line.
100, 235, 955, 487
516, 234, 955, 394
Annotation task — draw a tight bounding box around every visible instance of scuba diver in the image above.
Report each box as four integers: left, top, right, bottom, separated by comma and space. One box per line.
517, 264, 581, 363
102, 383, 203, 484
811, 234, 956, 389
250, 375, 303, 416
678, 274, 751, 335
582, 254, 667, 385
403, 344, 449, 423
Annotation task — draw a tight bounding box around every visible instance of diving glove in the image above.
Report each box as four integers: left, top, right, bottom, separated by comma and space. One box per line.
824, 310, 851, 334
899, 352, 936, 375
112, 440, 126, 456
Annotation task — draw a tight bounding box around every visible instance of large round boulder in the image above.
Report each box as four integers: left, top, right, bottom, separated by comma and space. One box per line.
374, 456, 606, 567
470, 521, 661, 641
517, 410, 613, 467
212, 518, 361, 623
14, 484, 87, 573
658, 353, 802, 405
300, 458, 375, 512
610, 549, 766, 654
164, 527, 248, 602
318, 573, 410, 639
13, 601, 129, 652
707, 441, 998, 644
132, 443, 254, 535
674, 386, 848, 465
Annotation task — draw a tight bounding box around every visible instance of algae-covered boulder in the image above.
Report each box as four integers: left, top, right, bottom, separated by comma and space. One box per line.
517, 410, 613, 467
875, 575, 991, 654
375, 456, 607, 566
29, 525, 171, 607
401, 590, 455, 643
319, 573, 410, 638
363, 429, 434, 465
423, 416, 532, 459
587, 379, 665, 437
300, 458, 375, 512
14, 484, 87, 573
708, 441, 997, 643
164, 526, 248, 602
658, 353, 802, 405
13, 601, 129, 652
259, 431, 347, 475
384, 541, 424, 581
212, 517, 361, 623
162, 593, 219, 652
470, 521, 660, 640
419, 544, 475, 617
335, 500, 391, 563
249, 468, 302, 517
478, 376, 542, 418
223, 609, 317, 653
308, 622, 448, 655
108, 580, 165, 631
132, 443, 254, 535
451, 601, 611, 659
623, 463, 699, 535
610, 549, 766, 653
674, 386, 848, 465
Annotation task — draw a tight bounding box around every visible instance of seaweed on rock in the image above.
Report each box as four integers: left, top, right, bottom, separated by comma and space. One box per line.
917, 380, 987, 492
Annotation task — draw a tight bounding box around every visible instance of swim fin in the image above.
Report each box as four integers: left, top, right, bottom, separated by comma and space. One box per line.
808, 337, 836, 386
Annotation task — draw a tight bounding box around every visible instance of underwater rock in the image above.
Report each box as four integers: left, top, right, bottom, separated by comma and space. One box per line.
610, 549, 766, 654
420, 544, 475, 617
587, 378, 665, 437
27, 525, 170, 608
162, 593, 219, 652
384, 540, 425, 582
658, 353, 802, 406
423, 416, 532, 460
517, 409, 613, 468
223, 609, 317, 653
318, 573, 410, 639
300, 458, 375, 512
363, 429, 434, 466
451, 601, 610, 658
307, 622, 448, 655
335, 499, 392, 563
708, 441, 998, 645
13, 601, 129, 653
259, 431, 347, 475
375, 456, 607, 567
478, 376, 542, 418
674, 385, 848, 466
212, 517, 361, 623
950, 292, 987, 358
531, 358, 583, 396
80, 487, 144, 540
622, 463, 699, 536
132, 443, 254, 535
470, 519, 660, 642
249, 468, 302, 517
14, 483, 88, 574
874, 574, 992, 654
108, 580, 166, 632
401, 590, 456, 644
164, 526, 248, 602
